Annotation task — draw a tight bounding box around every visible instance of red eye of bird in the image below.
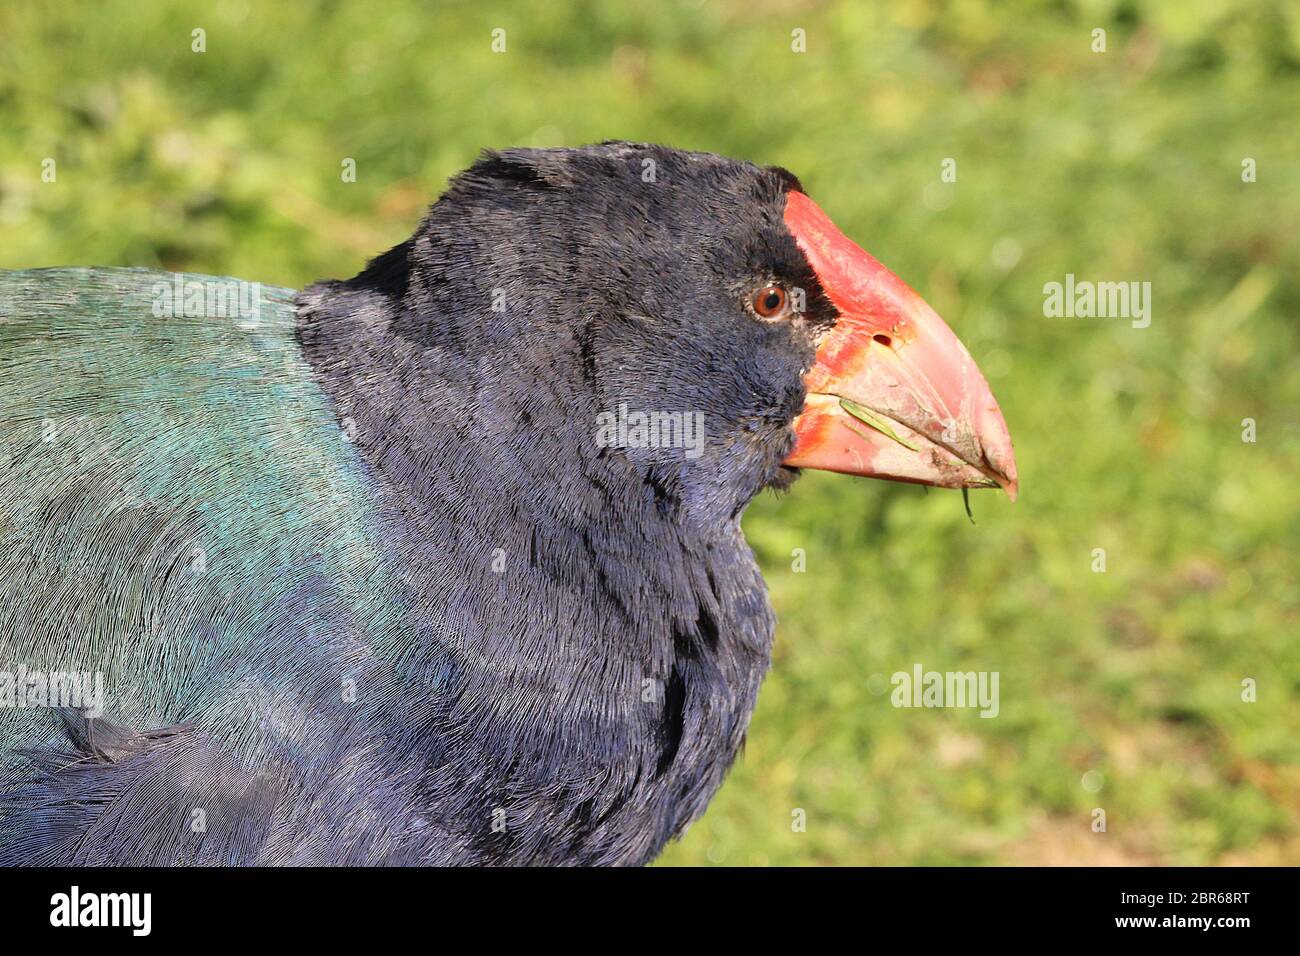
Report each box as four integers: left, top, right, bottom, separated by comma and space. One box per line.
752, 285, 788, 318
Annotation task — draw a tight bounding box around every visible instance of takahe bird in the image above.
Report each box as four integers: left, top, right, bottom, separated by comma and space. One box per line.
0, 143, 1016, 866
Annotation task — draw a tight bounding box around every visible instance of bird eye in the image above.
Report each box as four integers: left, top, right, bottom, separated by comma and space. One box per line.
752, 285, 788, 319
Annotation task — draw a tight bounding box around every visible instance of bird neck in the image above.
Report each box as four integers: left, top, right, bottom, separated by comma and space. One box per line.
294, 264, 775, 863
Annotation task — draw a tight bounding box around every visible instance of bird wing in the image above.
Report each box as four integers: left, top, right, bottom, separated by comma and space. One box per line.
0, 268, 411, 863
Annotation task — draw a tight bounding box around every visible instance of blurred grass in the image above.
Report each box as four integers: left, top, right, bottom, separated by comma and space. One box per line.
2, 0, 1297, 865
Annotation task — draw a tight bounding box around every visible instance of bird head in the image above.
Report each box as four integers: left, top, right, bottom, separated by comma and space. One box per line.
336, 142, 1017, 523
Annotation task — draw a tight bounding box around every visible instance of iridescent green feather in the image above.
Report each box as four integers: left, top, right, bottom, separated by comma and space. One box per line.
0, 268, 401, 776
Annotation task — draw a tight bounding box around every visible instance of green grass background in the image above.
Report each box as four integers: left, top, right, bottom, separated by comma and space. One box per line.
2, 0, 1297, 865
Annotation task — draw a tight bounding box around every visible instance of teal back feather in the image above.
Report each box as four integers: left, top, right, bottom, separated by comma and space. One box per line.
0, 268, 403, 777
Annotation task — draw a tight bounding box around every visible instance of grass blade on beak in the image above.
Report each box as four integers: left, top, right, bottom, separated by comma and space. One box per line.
839, 398, 919, 452
962, 487, 976, 525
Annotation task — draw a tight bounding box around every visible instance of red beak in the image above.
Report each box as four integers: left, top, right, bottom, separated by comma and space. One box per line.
781, 191, 1019, 500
